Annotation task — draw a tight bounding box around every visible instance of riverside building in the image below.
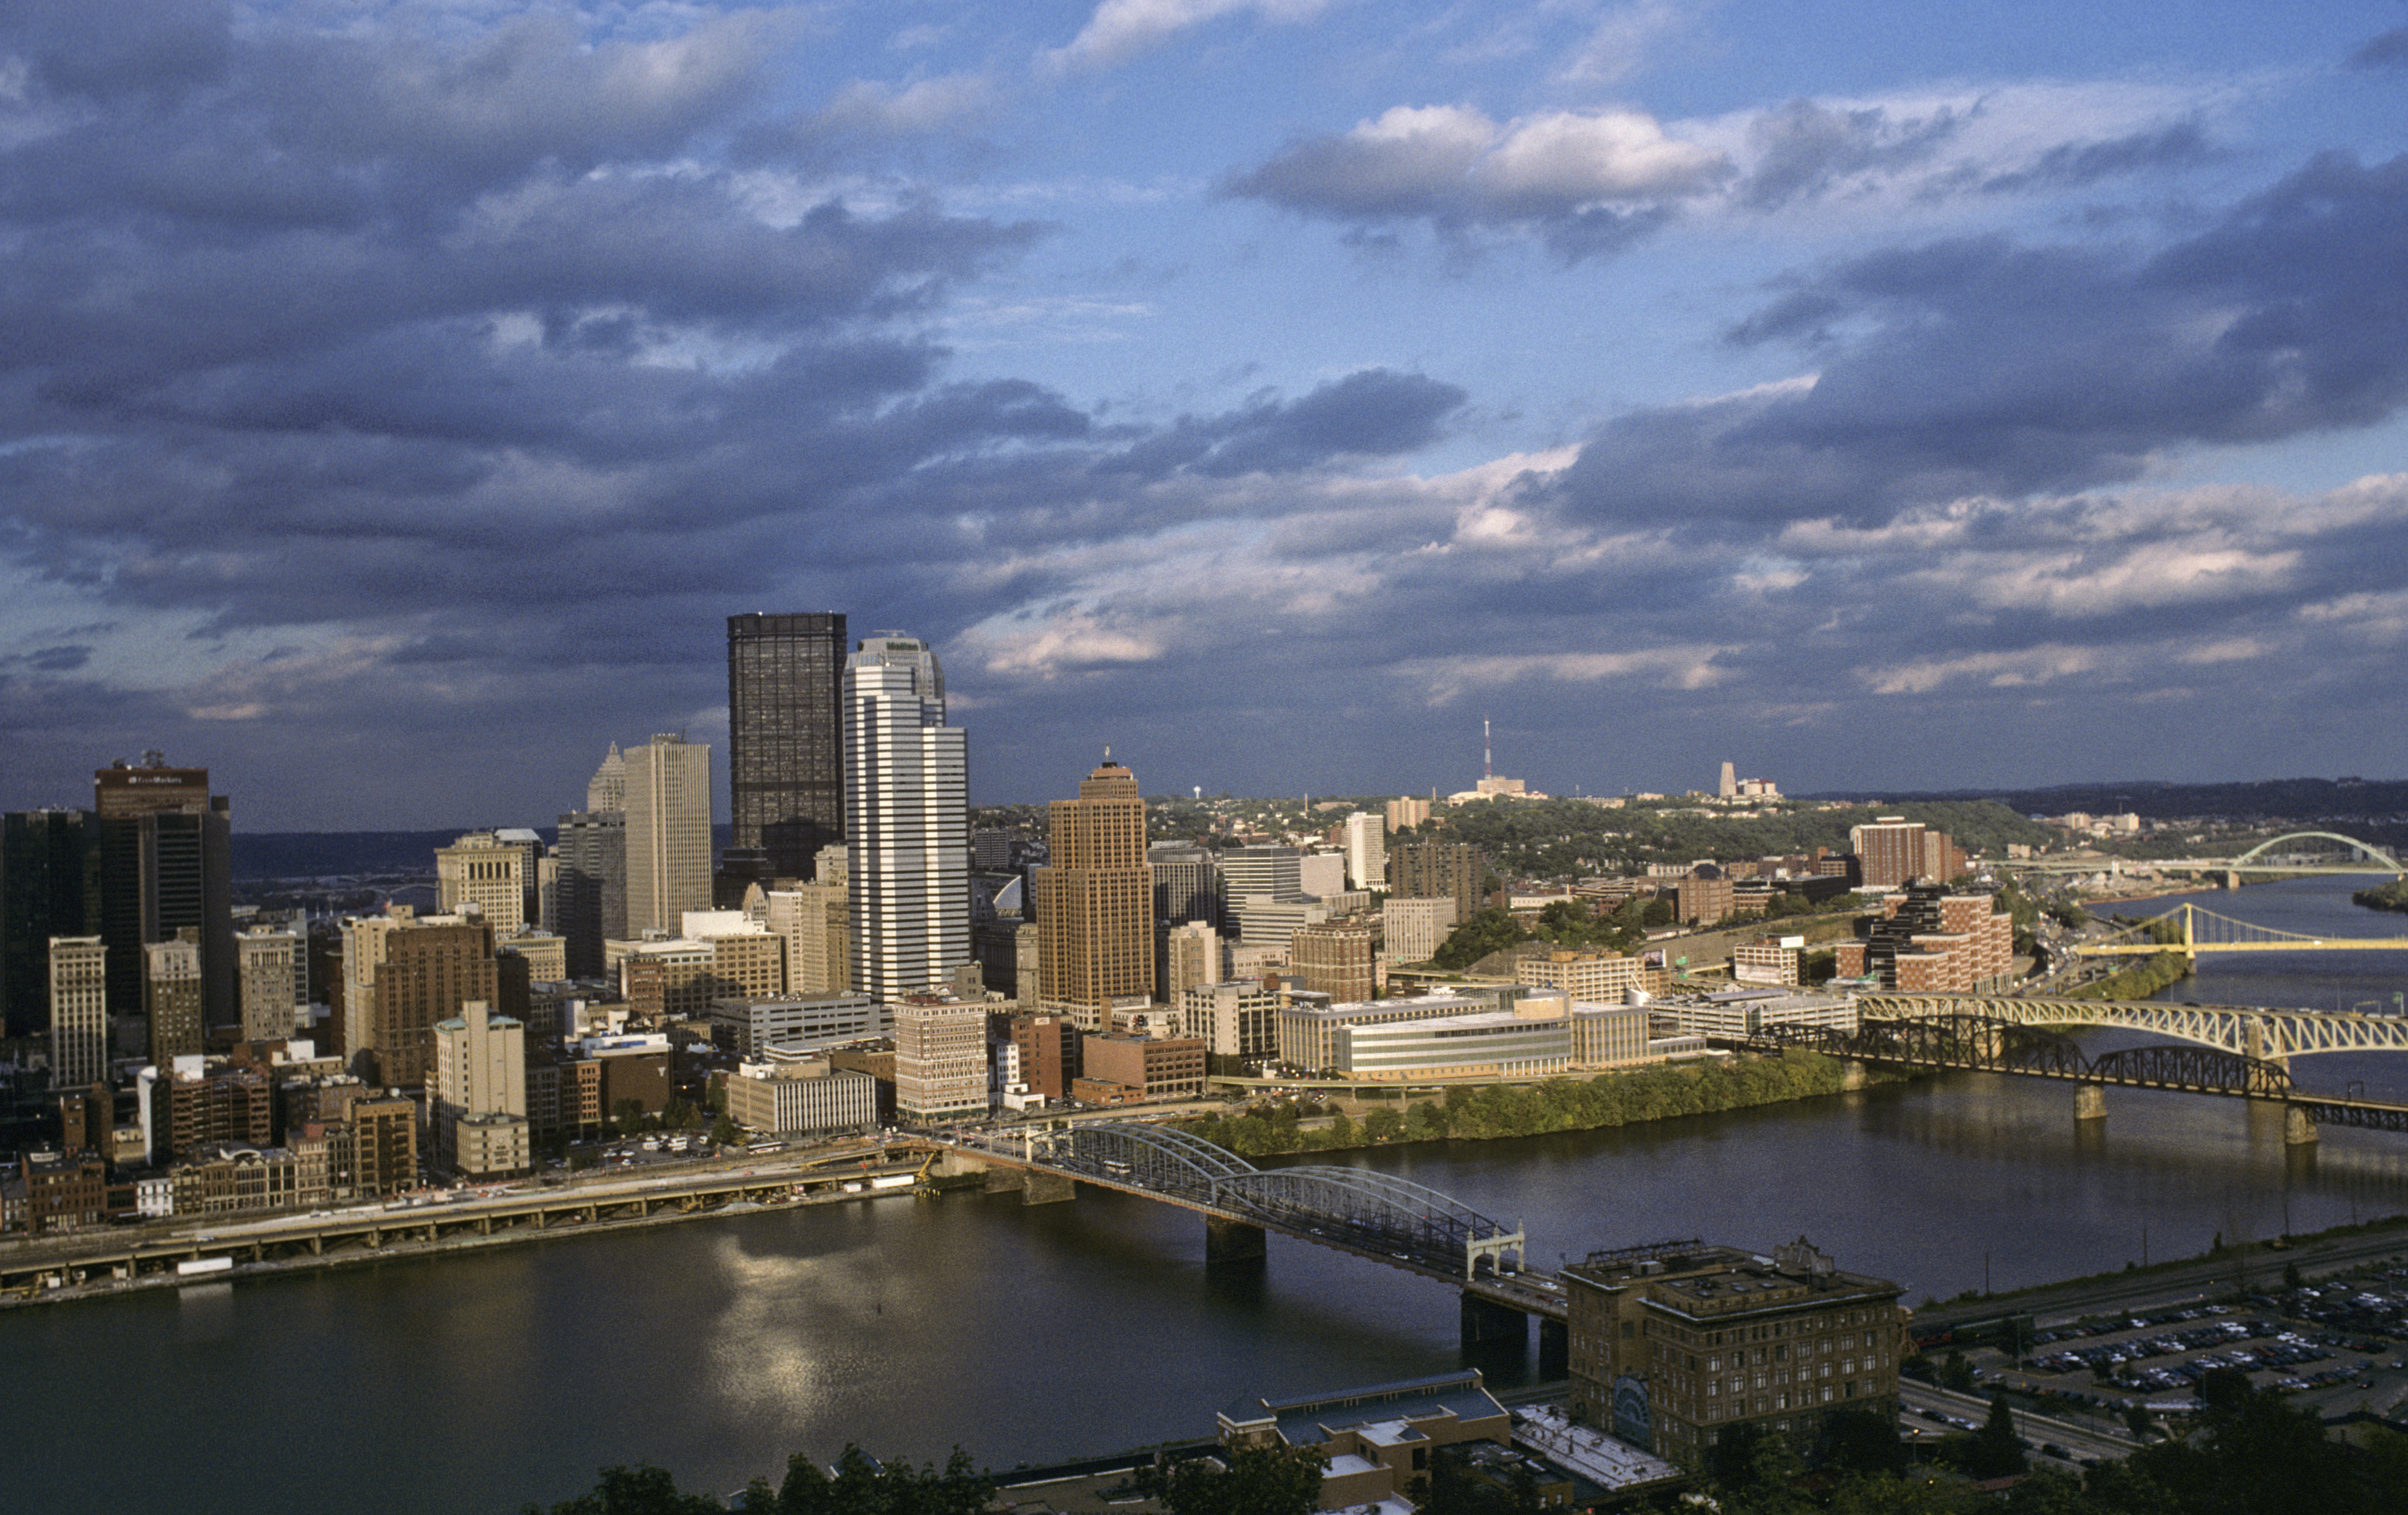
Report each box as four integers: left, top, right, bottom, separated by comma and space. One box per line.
1563, 1237, 1906, 1468
845, 634, 970, 1004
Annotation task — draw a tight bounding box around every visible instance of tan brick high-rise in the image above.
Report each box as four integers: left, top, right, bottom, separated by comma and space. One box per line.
1034, 762, 1155, 1016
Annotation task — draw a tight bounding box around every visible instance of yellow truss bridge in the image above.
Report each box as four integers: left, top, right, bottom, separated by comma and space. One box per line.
2071, 901, 2408, 959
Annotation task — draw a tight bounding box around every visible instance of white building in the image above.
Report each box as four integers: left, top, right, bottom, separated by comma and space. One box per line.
845, 634, 970, 1003
1344, 812, 1386, 892
707, 992, 886, 1058
724, 1054, 878, 1137
47, 935, 109, 1090
430, 1000, 529, 1178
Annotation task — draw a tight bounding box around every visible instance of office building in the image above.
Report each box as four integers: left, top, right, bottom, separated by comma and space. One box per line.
236, 926, 301, 1042
1010, 1011, 1083, 1099
355, 915, 506, 1090
1654, 987, 1857, 1040
436, 831, 528, 932
724, 1053, 877, 1137
1074, 1031, 1206, 1103
1, 809, 100, 1039
1149, 844, 1219, 930
727, 612, 848, 882
1179, 978, 1279, 1061
586, 743, 626, 813
1383, 896, 1459, 966
1035, 761, 1155, 1019
892, 997, 987, 1120
95, 754, 235, 1039
623, 734, 713, 938
1343, 812, 1386, 891
1217, 845, 1303, 917
431, 1000, 529, 1178
554, 809, 625, 979
1290, 918, 1376, 1003
1517, 950, 1645, 1003
143, 929, 206, 1065
764, 851, 851, 995
1385, 796, 1430, 832
1563, 1237, 1905, 1467
1162, 920, 1223, 1003
845, 634, 969, 1003
47, 934, 110, 1091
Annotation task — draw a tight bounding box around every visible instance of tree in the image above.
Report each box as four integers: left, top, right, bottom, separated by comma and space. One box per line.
710, 1112, 741, 1148
522, 1463, 744, 1515
1965, 1394, 2028, 1480
1134, 1444, 1327, 1515
1819, 1407, 1910, 1477
770, 1445, 992, 1515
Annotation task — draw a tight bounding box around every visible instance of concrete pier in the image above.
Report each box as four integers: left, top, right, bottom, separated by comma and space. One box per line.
2283, 1104, 2319, 1147
1204, 1215, 1267, 1265
1021, 1169, 1076, 1205
1460, 1292, 1527, 1347
2073, 1081, 2106, 1123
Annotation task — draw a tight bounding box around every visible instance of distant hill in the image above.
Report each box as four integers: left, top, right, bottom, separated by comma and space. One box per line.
1796, 777, 2408, 824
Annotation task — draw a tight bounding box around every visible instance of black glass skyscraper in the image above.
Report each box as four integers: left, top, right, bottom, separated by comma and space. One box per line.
726, 612, 848, 882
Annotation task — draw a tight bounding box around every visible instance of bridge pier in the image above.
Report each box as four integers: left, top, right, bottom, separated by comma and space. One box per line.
982, 1166, 1026, 1195
1021, 1169, 1075, 1206
2073, 1081, 2106, 1123
1460, 1293, 1528, 1348
1538, 1316, 1569, 1377
1204, 1215, 1267, 1266
2284, 1104, 2319, 1147
1839, 1059, 1869, 1092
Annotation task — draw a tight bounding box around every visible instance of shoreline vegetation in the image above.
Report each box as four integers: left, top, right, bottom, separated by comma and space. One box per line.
2352, 879, 2408, 914
1173, 1049, 1876, 1157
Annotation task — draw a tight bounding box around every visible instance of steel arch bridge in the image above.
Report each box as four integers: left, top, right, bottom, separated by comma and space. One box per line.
984, 1122, 1527, 1279
1858, 992, 2408, 1061
2071, 901, 2408, 960
2232, 832, 2407, 872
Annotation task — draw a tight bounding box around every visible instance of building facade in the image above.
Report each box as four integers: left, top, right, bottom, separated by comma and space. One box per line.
1290, 918, 1377, 1003
47, 934, 109, 1091
892, 998, 987, 1120
1388, 841, 1487, 924
845, 634, 970, 1003
1563, 1238, 1906, 1467
623, 734, 713, 939
436, 832, 528, 932
237, 926, 300, 1042
1034, 762, 1155, 1018
727, 612, 849, 883
430, 999, 529, 1178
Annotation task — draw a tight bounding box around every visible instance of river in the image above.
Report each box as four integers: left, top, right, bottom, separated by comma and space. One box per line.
4, 877, 2406, 1511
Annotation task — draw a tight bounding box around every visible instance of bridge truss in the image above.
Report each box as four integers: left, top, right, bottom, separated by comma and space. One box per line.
1858, 992, 2408, 1061
1012, 1122, 1526, 1278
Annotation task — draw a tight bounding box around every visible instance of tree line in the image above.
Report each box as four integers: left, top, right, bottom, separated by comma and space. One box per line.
1175, 1051, 1856, 1157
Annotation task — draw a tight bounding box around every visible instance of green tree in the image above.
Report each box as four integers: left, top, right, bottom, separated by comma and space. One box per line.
1965, 1394, 2028, 1480
710, 1113, 741, 1148
521, 1464, 742, 1515
769, 1446, 992, 1515
1134, 1444, 1327, 1515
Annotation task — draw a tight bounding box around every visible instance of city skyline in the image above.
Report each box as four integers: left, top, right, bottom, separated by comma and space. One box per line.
5, 5, 2408, 829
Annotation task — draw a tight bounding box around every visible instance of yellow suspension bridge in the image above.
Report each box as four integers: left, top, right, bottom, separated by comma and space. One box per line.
2071, 901, 2408, 959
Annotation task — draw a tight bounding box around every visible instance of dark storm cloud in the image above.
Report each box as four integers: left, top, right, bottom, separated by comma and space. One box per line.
1557, 151, 2408, 526
1111, 370, 1469, 479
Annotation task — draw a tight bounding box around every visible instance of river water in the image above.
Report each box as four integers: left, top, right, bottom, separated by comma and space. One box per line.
5, 878, 2407, 1512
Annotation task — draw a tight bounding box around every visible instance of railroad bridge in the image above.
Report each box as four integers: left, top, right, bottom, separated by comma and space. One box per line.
945, 1122, 1565, 1351
1740, 1010, 2408, 1143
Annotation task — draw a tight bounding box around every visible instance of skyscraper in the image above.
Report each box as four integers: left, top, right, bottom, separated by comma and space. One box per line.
1344, 811, 1386, 891
0, 809, 99, 1040
47, 934, 109, 1091
845, 633, 968, 1003
94, 754, 234, 1038
1034, 761, 1154, 1021
554, 810, 626, 979
622, 734, 712, 938
727, 612, 848, 882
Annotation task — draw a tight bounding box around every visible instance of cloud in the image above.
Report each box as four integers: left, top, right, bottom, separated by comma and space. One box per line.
1110, 369, 1469, 478
1042, 0, 1334, 74
1227, 103, 1724, 259
2348, 28, 2408, 69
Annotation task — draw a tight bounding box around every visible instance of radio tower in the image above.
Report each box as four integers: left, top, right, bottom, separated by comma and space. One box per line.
1483, 716, 1492, 782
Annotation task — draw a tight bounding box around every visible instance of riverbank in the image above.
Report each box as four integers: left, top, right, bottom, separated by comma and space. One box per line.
1174, 1048, 1884, 1157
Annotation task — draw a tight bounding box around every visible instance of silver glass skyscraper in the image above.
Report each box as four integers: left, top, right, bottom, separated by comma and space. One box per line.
844, 633, 968, 1003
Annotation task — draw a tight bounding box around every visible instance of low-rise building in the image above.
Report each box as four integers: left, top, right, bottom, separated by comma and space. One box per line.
722, 1053, 877, 1136
169, 1139, 332, 1216
1076, 1032, 1207, 1103
1179, 978, 1280, 1063
1653, 988, 1858, 1041
1218, 1370, 1512, 1509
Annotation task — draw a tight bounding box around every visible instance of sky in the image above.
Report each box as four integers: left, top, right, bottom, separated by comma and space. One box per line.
5, 2, 2408, 830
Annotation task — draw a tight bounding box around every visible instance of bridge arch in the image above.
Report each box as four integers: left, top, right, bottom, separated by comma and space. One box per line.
2231, 832, 2404, 872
